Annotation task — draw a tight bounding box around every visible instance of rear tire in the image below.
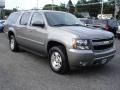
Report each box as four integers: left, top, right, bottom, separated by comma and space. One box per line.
49, 46, 69, 74
9, 35, 19, 52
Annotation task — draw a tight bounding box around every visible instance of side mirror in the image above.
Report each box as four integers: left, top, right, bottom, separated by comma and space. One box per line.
32, 21, 45, 28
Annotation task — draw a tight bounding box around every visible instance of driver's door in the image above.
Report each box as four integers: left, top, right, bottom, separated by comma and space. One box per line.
26, 12, 48, 54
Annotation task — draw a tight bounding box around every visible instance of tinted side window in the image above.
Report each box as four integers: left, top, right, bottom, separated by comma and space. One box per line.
20, 12, 31, 25
94, 20, 107, 25
86, 19, 93, 24
7, 12, 21, 24
108, 20, 118, 27
30, 12, 44, 25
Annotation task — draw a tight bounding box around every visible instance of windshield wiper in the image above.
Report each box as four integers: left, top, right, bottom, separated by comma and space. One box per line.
53, 24, 83, 27
68, 24, 82, 26
53, 24, 69, 27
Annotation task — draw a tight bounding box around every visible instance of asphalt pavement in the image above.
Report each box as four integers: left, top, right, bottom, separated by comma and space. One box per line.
0, 33, 120, 90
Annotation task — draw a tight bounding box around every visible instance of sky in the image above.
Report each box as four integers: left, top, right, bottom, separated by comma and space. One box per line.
5, 0, 107, 10
5, 0, 77, 10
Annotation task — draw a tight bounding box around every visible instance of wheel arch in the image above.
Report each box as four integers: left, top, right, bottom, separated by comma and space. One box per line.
47, 40, 67, 53
8, 31, 15, 40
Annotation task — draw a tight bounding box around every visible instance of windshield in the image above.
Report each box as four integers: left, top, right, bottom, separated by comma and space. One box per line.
45, 12, 83, 26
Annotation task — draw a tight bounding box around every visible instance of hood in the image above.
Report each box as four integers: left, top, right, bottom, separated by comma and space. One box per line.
58, 26, 114, 39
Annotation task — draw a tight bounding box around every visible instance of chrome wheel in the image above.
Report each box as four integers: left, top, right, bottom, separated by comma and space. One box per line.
49, 46, 69, 74
9, 35, 19, 52
51, 52, 62, 70
10, 37, 15, 50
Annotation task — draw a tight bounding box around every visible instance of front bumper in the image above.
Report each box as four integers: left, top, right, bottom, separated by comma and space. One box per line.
67, 48, 116, 67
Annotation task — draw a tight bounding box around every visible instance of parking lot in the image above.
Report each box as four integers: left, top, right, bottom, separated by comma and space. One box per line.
0, 33, 120, 90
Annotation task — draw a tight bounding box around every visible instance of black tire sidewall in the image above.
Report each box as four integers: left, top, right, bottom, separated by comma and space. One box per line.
49, 46, 69, 74
9, 35, 18, 51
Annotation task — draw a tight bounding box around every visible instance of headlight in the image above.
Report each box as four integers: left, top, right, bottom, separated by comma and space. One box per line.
72, 39, 91, 50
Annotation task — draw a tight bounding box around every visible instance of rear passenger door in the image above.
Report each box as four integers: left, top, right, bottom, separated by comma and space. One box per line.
16, 12, 32, 48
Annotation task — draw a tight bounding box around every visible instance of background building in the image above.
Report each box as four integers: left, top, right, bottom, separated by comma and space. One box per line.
0, 0, 5, 19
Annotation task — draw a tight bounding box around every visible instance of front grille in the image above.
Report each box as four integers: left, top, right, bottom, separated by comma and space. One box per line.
92, 38, 114, 51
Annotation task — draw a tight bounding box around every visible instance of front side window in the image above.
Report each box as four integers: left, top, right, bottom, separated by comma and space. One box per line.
94, 20, 106, 24
30, 12, 44, 26
20, 12, 31, 25
45, 12, 83, 27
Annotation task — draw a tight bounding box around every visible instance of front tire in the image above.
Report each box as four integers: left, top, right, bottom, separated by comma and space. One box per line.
49, 46, 69, 74
9, 35, 19, 52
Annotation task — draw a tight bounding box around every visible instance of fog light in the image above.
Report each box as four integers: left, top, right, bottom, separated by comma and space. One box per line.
101, 59, 108, 64
80, 61, 87, 66
80, 61, 83, 65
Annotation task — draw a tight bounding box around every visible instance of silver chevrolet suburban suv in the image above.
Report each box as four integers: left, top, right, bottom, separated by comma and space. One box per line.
4, 10, 116, 74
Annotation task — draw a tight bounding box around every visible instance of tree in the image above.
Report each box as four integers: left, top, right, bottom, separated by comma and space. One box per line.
88, 0, 101, 3
43, 4, 60, 10
116, 0, 120, 6
75, 0, 81, 12
13, 8, 18, 12
108, 0, 120, 5
59, 3, 67, 12
75, 0, 101, 17
80, 0, 87, 4
67, 0, 75, 13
